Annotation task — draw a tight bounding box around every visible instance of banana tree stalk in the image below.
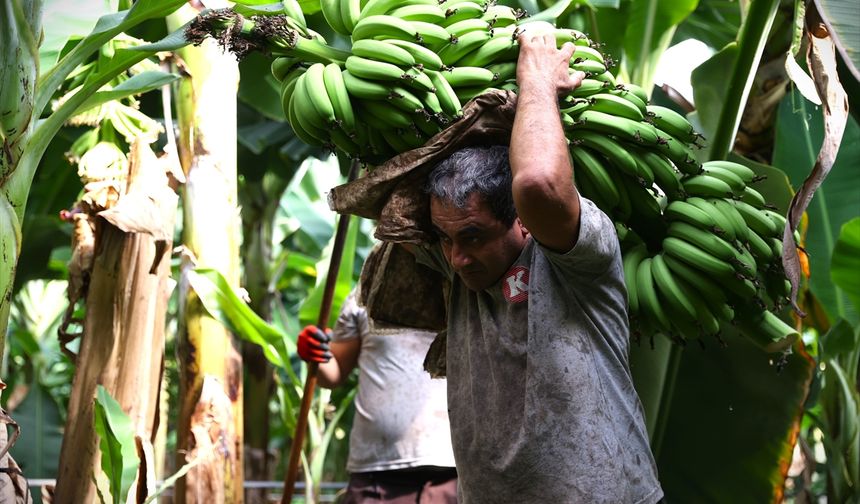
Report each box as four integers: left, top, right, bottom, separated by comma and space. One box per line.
169, 3, 244, 501
708, 0, 781, 159
282, 160, 359, 504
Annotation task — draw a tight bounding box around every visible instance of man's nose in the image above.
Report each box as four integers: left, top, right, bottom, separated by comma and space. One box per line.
450, 243, 471, 269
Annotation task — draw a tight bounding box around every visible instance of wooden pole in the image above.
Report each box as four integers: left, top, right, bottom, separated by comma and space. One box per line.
282, 159, 360, 503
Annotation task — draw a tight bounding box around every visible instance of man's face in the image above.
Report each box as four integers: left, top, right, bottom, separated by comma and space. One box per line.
430, 193, 529, 291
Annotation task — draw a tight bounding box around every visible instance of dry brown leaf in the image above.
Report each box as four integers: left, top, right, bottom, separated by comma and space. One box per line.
782, 17, 850, 315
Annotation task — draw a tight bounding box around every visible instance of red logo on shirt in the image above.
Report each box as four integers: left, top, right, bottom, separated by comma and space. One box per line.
503, 266, 530, 303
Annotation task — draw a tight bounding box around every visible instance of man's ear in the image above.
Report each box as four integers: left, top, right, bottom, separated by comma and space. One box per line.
516, 217, 530, 238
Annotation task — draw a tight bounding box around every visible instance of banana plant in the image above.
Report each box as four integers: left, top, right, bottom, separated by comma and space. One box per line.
0, 0, 188, 355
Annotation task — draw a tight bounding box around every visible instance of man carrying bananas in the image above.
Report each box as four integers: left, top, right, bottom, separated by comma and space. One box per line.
405, 31, 664, 503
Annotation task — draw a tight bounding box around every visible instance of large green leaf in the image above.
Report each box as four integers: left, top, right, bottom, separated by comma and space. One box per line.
8, 383, 64, 479
673, 0, 741, 51
187, 267, 292, 369
831, 218, 860, 314
78, 70, 178, 110
707, 0, 780, 159
93, 385, 139, 504
39, 0, 115, 71
659, 335, 815, 502
691, 42, 739, 148
773, 88, 860, 325
623, 0, 698, 94
816, 0, 859, 83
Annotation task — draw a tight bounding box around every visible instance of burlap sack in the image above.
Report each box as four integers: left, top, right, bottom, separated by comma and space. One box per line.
335, 90, 519, 377
327, 89, 518, 244
358, 240, 448, 331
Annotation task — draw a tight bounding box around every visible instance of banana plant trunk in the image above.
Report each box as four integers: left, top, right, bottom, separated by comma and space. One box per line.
169, 3, 244, 502
53, 140, 179, 503
240, 173, 289, 504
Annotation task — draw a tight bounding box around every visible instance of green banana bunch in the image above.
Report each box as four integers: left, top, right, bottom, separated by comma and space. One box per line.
234, 2, 800, 352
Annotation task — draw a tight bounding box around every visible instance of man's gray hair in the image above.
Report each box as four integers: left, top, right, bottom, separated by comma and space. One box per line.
424, 145, 517, 226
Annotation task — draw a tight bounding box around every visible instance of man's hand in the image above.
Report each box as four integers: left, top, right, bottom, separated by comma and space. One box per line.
297, 325, 333, 363
516, 28, 585, 98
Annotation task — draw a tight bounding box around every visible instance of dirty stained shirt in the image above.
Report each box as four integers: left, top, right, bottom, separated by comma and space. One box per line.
416, 197, 663, 503
332, 292, 456, 473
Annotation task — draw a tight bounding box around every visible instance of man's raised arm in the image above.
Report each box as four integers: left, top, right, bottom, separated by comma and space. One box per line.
509, 31, 585, 253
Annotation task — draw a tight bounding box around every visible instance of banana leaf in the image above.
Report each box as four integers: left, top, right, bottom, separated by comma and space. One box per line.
773, 88, 860, 325
658, 335, 814, 502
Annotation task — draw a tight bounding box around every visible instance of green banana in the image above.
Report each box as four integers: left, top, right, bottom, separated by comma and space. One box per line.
608, 85, 647, 115
486, 62, 517, 82
413, 21, 453, 49
271, 57, 299, 82
441, 66, 497, 87
360, 0, 438, 20
702, 160, 757, 183
427, 70, 463, 118
570, 146, 621, 211
388, 85, 425, 113
731, 199, 777, 237
323, 63, 356, 132
351, 39, 416, 67
646, 105, 697, 144
438, 29, 492, 66
570, 79, 611, 99
686, 197, 735, 240
734, 307, 798, 352
329, 126, 361, 156
651, 253, 698, 321
403, 67, 436, 93
636, 257, 673, 334
304, 63, 337, 126
702, 165, 746, 195
381, 127, 414, 152
340, 0, 362, 33
637, 150, 682, 199
662, 236, 736, 279
589, 93, 645, 121
740, 186, 767, 208
321, 0, 350, 35
481, 5, 521, 27
281, 0, 308, 28
682, 173, 734, 198
287, 76, 327, 146
345, 55, 409, 81
761, 209, 787, 235
389, 4, 447, 23
445, 18, 492, 39
570, 59, 608, 75
568, 130, 639, 180
653, 132, 701, 174
363, 99, 415, 129
441, 1, 485, 26
664, 200, 717, 230
744, 227, 775, 266
576, 110, 660, 145
667, 221, 738, 262
352, 15, 418, 43
456, 32, 518, 67
623, 243, 649, 317
710, 197, 749, 241
342, 70, 393, 100
662, 254, 728, 308
386, 39, 446, 70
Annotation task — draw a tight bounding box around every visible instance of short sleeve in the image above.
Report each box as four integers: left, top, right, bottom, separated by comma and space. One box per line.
332, 290, 369, 342
538, 195, 620, 274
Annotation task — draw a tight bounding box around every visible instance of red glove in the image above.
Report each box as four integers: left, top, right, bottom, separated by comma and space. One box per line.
297, 325, 332, 363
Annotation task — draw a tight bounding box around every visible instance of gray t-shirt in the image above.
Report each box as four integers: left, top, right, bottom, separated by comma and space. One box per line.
332, 292, 456, 473
416, 197, 663, 503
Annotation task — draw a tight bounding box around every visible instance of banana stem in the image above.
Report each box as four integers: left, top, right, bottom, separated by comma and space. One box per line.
186, 10, 350, 64
652, 342, 683, 463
